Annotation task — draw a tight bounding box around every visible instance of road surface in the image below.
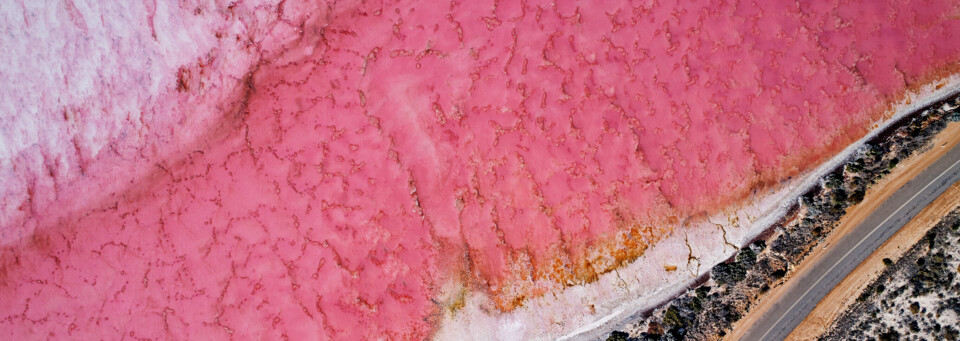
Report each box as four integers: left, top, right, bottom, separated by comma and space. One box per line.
740, 142, 960, 340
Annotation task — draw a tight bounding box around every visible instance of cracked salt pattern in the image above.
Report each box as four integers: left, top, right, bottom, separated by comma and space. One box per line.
2, 0, 960, 339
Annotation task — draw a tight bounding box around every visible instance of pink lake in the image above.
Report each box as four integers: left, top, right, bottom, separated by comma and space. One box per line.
2, 0, 960, 339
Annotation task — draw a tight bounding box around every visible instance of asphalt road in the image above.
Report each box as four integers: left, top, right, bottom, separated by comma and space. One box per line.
740, 142, 960, 341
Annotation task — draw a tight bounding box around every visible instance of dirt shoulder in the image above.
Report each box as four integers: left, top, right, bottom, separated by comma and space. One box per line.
726, 121, 960, 340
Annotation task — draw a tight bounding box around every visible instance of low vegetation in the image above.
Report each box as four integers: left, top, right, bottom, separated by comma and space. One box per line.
822, 211, 960, 340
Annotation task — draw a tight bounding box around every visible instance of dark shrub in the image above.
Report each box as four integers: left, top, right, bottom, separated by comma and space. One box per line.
607, 331, 634, 341
878, 328, 900, 341
713, 262, 746, 285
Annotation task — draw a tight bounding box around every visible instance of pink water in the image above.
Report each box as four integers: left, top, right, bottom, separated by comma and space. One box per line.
3, 0, 960, 339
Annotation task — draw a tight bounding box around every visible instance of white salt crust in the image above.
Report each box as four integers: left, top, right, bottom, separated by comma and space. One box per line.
0, 0, 331, 241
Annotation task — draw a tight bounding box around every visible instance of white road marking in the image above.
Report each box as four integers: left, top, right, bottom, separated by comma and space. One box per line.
756, 157, 960, 341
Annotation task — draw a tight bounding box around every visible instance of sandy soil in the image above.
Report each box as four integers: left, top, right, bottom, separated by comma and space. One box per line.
726, 120, 960, 340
